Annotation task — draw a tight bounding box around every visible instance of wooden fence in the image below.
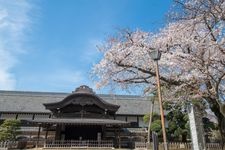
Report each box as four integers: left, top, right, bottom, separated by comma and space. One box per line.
0, 140, 113, 149
135, 142, 225, 150
206, 143, 224, 150
1, 140, 225, 149
0, 141, 18, 150
44, 140, 113, 148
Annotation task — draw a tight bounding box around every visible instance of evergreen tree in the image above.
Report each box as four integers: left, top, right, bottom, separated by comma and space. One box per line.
144, 102, 189, 142
0, 119, 21, 141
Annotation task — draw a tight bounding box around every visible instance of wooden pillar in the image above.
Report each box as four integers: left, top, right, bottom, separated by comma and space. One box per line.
101, 125, 105, 139
32, 114, 35, 120
118, 128, 121, 149
137, 116, 139, 126
114, 128, 117, 148
55, 124, 61, 140
45, 126, 49, 140
36, 124, 41, 148
15, 114, 18, 119
115, 127, 121, 148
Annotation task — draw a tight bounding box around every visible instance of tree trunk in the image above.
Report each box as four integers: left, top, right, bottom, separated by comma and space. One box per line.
217, 114, 225, 148
209, 100, 225, 147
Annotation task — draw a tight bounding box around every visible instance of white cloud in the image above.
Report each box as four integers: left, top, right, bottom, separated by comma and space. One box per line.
45, 70, 85, 87
0, 0, 33, 90
82, 38, 102, 63
17, 69, 88, 92
0, 70, 15, 90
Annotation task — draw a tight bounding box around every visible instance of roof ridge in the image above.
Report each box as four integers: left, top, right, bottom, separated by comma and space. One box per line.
0, 90, 149, 98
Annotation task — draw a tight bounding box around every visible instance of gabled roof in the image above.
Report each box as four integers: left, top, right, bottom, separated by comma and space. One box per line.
44, 85, 120, 112
0, 88, 156, 115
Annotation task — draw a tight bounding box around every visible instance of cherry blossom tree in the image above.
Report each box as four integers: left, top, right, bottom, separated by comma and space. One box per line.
93, 0, 225, 141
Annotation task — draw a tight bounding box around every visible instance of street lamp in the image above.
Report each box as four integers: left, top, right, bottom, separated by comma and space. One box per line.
149, 49, 168, 150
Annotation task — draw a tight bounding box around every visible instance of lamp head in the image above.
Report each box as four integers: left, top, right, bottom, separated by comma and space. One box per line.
149, 49, 161, 61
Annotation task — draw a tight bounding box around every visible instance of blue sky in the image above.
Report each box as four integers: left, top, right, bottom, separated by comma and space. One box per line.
0, 0, 172, 94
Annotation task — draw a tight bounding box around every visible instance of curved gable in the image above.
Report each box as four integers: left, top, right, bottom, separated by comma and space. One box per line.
43, 85, 119, 117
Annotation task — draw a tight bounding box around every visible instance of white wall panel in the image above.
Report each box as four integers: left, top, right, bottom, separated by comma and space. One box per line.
127, 116, 137, 122
115, 116, 126, 121
18, 114, 33, 119
1, 113, 16, 119
34, 114, 50, 119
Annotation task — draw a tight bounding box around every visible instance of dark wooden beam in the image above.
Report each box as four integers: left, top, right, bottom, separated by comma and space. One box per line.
36, 124, 41, 148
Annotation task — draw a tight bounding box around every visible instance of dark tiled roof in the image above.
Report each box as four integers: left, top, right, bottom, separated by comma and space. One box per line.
28, 118, 129, 126
44, 85, 120, 113
0, 90, 158, 115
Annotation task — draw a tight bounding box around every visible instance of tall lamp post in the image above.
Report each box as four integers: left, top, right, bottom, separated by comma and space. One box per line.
147, 96, 154, 145
150, 49, 168, 150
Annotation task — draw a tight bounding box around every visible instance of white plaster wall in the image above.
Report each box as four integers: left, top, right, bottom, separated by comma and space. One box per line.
34, 114, 50, 119
18, 114, 33, 119
115, 116, 126, 121
0, 113, 17, 119
127, 116, 137, 122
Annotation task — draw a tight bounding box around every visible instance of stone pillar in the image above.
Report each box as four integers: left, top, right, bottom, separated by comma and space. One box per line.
188, 104, 206, 150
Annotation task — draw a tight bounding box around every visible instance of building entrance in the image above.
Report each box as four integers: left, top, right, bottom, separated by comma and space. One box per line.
64, 125, 102, 140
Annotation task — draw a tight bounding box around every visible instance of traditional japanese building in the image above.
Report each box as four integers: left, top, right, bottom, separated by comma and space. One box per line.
0, 85, 156, 148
